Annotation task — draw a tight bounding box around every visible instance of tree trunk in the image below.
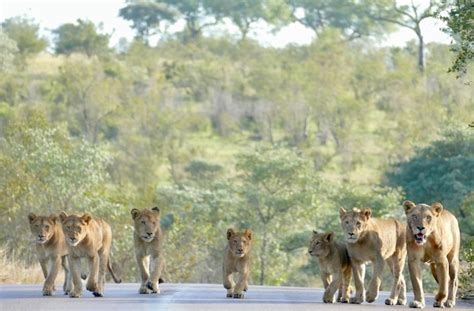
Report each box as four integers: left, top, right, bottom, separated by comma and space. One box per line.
416, 30, 424, 72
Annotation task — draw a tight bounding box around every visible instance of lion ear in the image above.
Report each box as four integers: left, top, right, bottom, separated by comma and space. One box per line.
244, 229, 252, 240
403, 200, 416, 214
152, 207, 160, 215
339, 207, 347, 218
49, 214, 59, 224
361, 208, 372, 220
59, 212, 68, 223
324, 231, 334, 242
227, 228, 235, 240
81, 213, 92, 225
131, 208, 140, 219
431, 202, 443, 216
28, 213, 37, 223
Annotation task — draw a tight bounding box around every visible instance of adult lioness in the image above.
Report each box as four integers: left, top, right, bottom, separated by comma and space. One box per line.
59, 212, 121, 298
308, 231, 351, 303
403, 201, 460, 309
223, 228, 252, 299
28, 213, 73, 296
131, 207, 164, 294
339, 207, 406, 305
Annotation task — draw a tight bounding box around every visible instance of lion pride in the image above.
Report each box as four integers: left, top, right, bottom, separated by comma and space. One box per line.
403, 201, 460, 309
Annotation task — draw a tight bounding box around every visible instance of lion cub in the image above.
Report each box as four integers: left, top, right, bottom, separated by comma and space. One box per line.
59, 212, 121, 298
339, 207, 407, 305
223, 228, 252, 298
131, 207, 164, 294
403, 201, 460, 309
28, 213, 73, 296
308, 231, 351, 303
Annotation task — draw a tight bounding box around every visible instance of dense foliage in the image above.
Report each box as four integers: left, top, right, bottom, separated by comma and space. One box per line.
0, 2, 472, 292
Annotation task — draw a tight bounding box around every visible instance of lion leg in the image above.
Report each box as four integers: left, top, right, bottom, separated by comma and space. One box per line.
146, 254, 164, 294
385, 255, 406, 306
233, 270, 249, 299
39, 258, 48, 279
323, 273, 340, 304
42, 256, 61, 296
223, 269, 234, 298
445, 257, 459, 308
408, 258, 424, 308
137, 254, 151, 294
339, 266, 351, 303
430, 263, 439, 284
350, 262, 365, 304
69, 256, 83, 298
86, 255, 100, 294
397, 253, 407, 306
62, 256, 73, 295
320, 272, 331, 290
92, 251, 107, 297
366, 256, 384, 303
433, 259, 449, 308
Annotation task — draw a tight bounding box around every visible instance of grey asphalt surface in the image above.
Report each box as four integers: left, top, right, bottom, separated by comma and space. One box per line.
0, 283, 472, 311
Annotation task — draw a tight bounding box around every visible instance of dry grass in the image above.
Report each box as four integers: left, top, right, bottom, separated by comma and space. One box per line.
0, 248, 65, 285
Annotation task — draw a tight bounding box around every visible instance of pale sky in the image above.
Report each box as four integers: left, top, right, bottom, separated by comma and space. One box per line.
0, 0, 452, 49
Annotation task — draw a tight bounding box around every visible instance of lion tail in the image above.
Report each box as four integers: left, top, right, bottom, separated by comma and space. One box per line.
107, 256, 122, 283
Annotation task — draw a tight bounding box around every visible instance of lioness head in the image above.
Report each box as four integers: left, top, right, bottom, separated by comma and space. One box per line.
227, 228, 252, 258
131, 207, 160, 242
59, 212, 92, 247
339, 207, 372, 243
308, 231, 334, 258
403, 200, 443, 246
28, 213, 58, 244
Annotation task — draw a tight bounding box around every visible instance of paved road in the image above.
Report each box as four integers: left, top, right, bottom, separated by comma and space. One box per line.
0, 283, 472, 311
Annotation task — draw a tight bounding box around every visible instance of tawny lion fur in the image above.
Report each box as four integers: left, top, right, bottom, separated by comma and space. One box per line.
308, 231, 352, 303
223, 228, 252, 299
403, 201, 460, 309
131, 207, 164, 294
59, 212, 121, 298
339, 207, 407, 305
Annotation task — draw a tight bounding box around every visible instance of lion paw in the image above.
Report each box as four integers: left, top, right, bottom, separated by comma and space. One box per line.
397, 298, 407, 305
409, 300, 425, 308
146, 281, 160, 294
233, 293, 244, 299
92, 291, 103, 297
339, 297, 349, 303
42, 289, 53, 296
69, 290, 82, 298
323, 293, 335, 303
350, 296, 364, 304
385, 298, 396, 305
226, 293, 233, 298
444, 300, 455, 308
365, 291, 378, 303
433, 300, 445, 308
86, 282, 99, 293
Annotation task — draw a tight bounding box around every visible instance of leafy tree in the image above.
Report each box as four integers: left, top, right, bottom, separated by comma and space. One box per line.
0, 29, 18, 73
0, 114, 112, 260
287, 0, 392, 40
53, 19, 110, 56
366, 0, 447, 72
120, 0, 226, 42
439, 0, 473, 77
1, 16, 47, 63
386, 128, 474, 231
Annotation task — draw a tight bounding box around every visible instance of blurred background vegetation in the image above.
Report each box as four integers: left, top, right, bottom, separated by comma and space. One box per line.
0, 0, 472, 298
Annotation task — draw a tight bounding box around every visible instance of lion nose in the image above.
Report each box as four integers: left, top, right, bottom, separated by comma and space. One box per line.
348, 232, 354, 236
238, 248, 243, 252
146, 232, 153, 236
417, 226, 425, 231
308, 250, 313, 254
38, 234, 44, 238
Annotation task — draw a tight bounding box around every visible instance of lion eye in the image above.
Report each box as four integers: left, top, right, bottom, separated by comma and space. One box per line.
356, 222, 361, 228
233, 240, 237, 244
426, 215, 432, 222
315, 242, 320, 245
141, 221, 146, 224
152, 222, 156, 225
412, 215, 417, 220
345, 221, 349, 225
44, 225, 49, 229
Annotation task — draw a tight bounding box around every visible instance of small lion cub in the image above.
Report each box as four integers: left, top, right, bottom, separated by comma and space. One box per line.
308, 231, 352, 303
223, 228, 252, 299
